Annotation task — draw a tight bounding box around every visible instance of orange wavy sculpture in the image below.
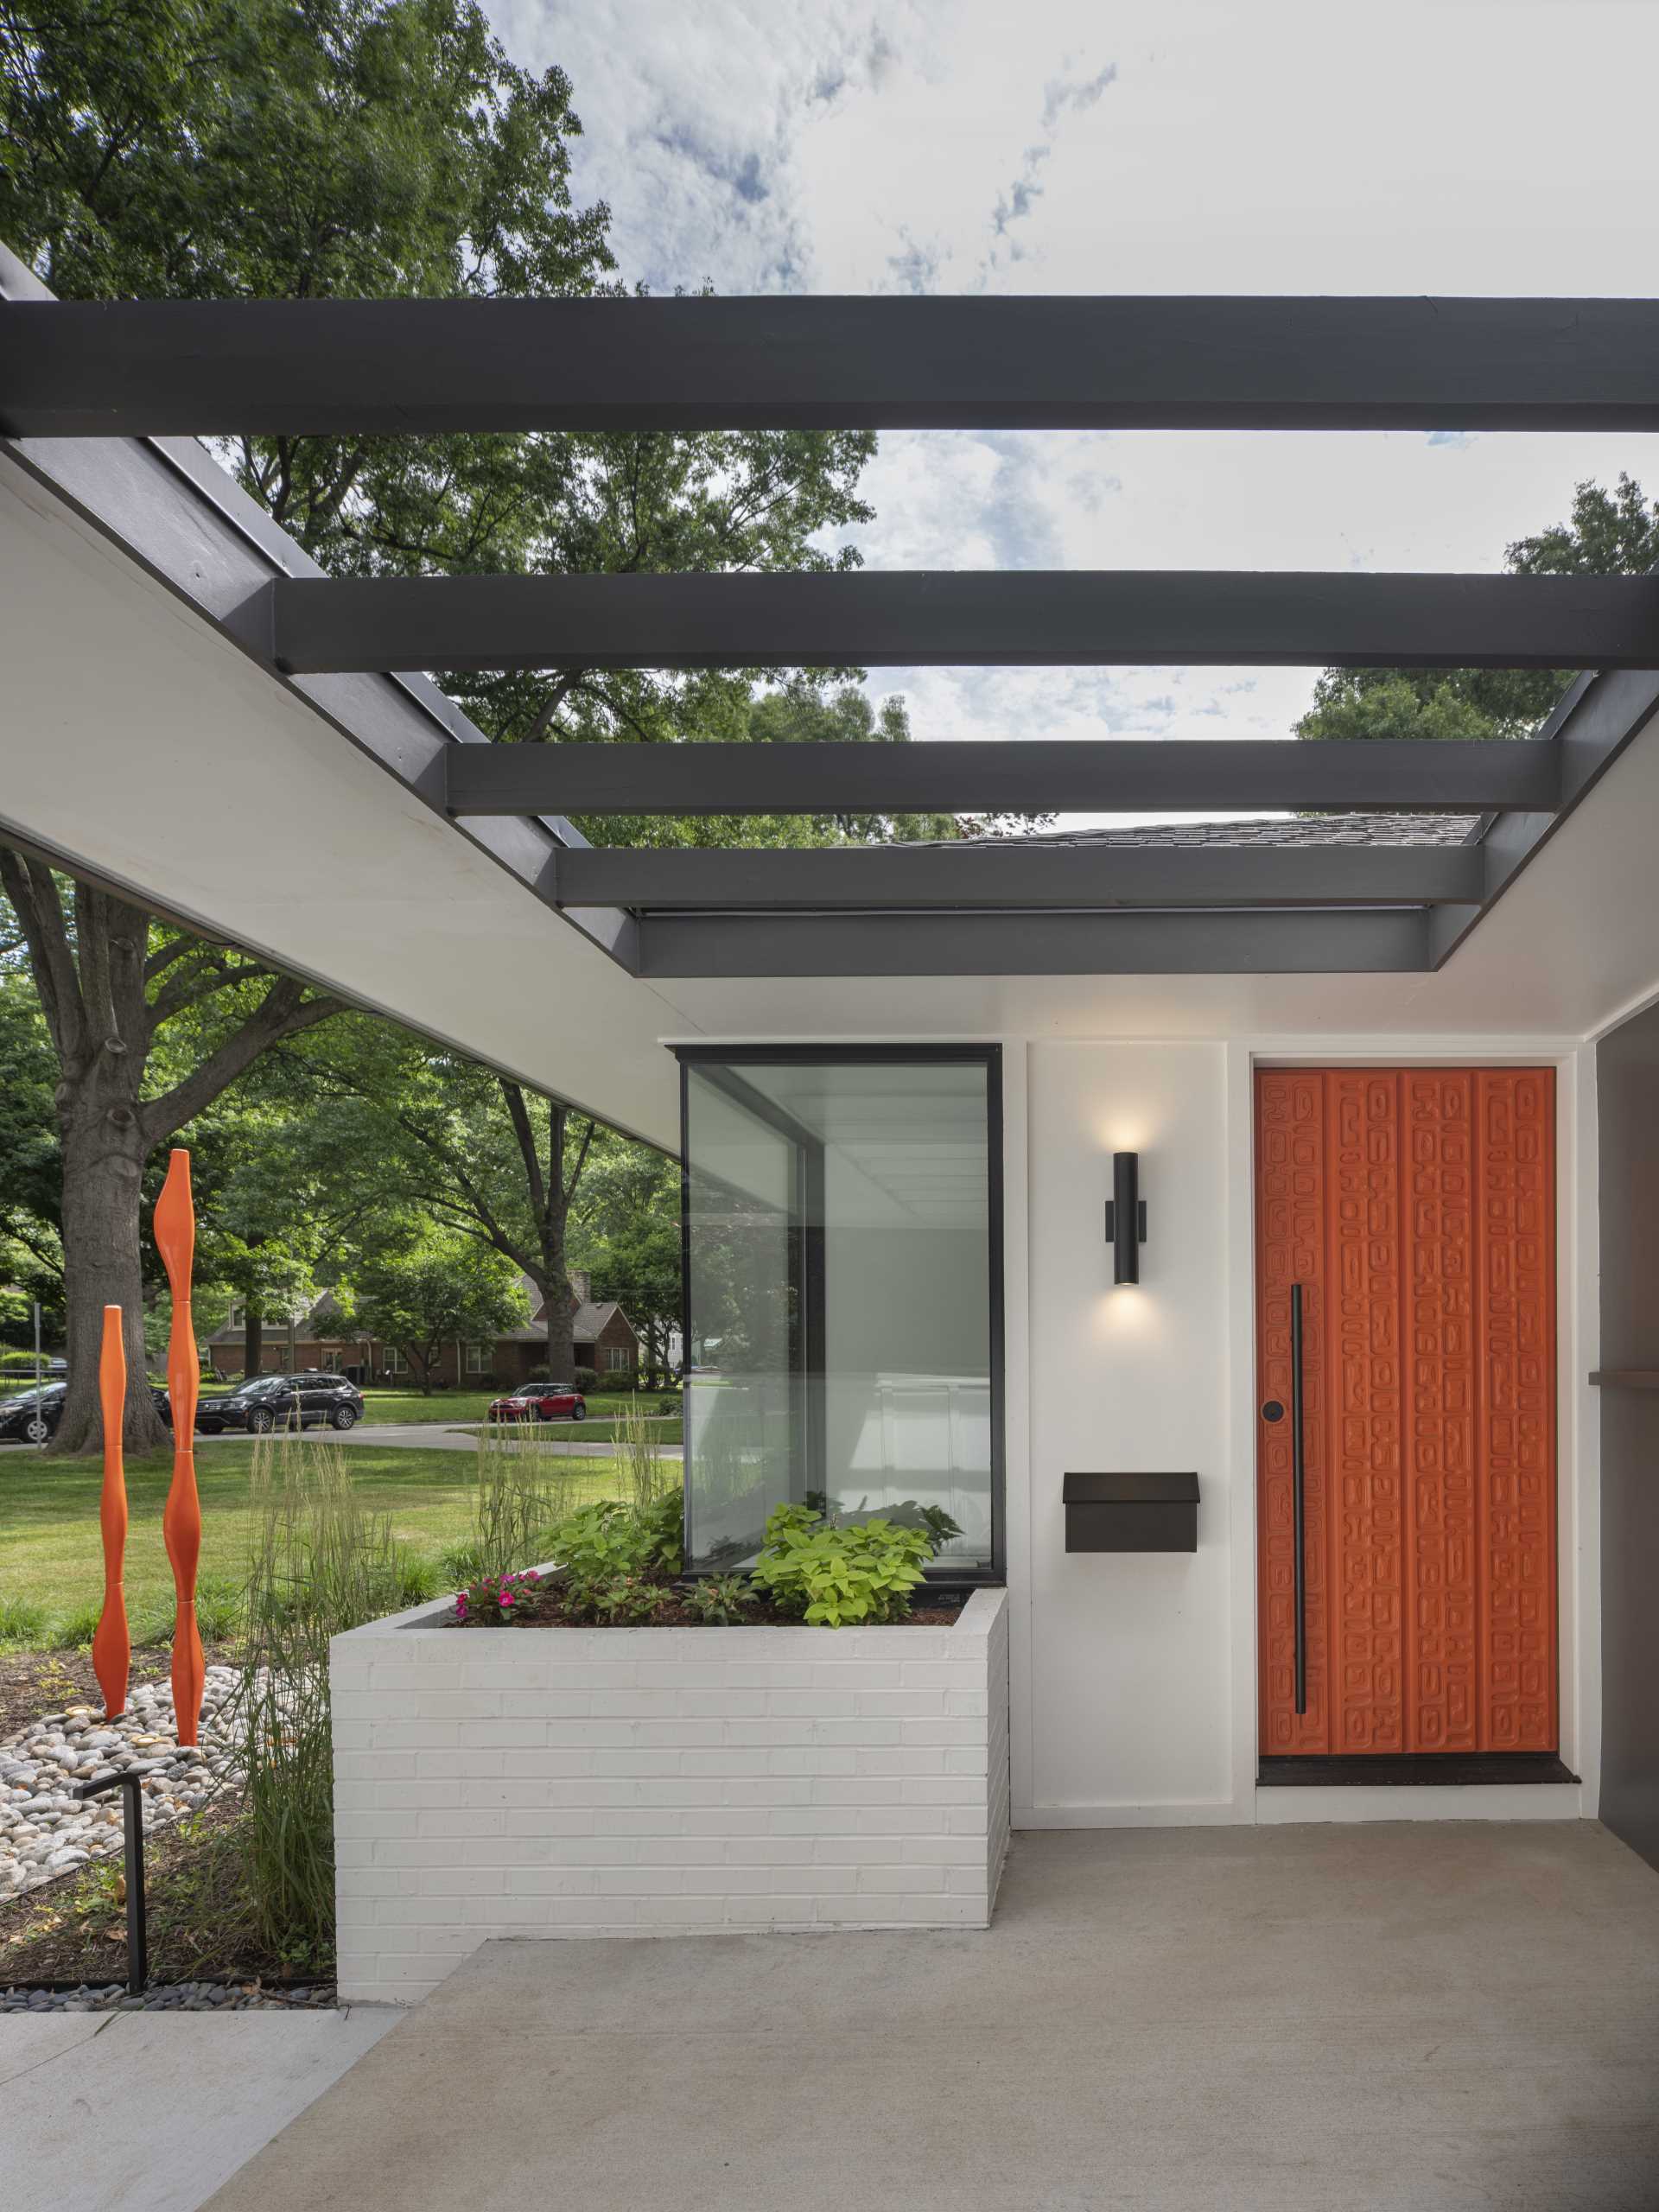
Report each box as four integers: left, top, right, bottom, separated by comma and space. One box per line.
154, 1149, 204, 1748
92, 1304, 130, 1720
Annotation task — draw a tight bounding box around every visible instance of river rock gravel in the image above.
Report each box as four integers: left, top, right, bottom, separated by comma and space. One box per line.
0, 1664, 243, 1904
1, 1977, 335, 2012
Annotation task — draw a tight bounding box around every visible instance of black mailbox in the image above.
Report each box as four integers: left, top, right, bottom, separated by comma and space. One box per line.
1062, 1471, 1198, 1554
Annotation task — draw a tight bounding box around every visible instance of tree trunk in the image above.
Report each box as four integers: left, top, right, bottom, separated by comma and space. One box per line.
1, 851, 343, 1461
542, 1104, 578, 1385
243, 1307, 264, 1380
53, 1096, 168, 1455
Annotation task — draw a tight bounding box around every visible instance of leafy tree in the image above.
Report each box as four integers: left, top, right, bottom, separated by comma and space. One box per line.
179, 1090, 355, 1377
1298, 475, 1659, 745
0, 0, 935, 1446
337, 1231, 526, 1395
283, 1021, 604, 1385
142, 1282, 232, 1372
0, 0, 611, 1450
0, 963, 62, 1334
567, 1140, 683, 1385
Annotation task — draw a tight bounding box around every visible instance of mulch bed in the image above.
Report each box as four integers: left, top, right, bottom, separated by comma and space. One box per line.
447, 1583, 969, 1630
0, 1640, 242, 1742
1, 1641, 321, 1992
0, 1795, 323, 1990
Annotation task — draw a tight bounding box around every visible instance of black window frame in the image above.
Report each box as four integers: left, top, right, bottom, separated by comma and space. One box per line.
675, 1042, 1005, 1587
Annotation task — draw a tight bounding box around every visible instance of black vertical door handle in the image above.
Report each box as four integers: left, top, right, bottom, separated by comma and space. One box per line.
1289, 1282, 1307, 1718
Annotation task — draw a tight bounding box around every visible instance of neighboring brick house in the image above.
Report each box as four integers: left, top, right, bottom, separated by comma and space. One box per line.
490, 1277, 642, 1389
201, 1272, 639, 1385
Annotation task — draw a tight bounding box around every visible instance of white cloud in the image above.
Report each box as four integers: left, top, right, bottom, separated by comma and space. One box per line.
486, 0, 1659, 817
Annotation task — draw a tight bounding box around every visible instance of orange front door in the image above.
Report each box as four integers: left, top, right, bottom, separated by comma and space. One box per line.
1255, 1068, 1557, 1757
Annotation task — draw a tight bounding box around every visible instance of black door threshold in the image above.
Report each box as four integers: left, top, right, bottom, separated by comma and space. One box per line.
1258, 1753, 1579, 1787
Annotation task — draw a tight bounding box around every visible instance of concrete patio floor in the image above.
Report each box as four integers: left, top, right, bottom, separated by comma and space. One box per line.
0, 2005, 397, 2212
203, 1821, 1659, 2212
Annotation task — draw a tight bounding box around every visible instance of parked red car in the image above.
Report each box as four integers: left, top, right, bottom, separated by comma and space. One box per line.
486, 1384, 588, 1423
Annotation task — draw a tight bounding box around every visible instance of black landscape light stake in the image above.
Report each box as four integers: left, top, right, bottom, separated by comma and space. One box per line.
73, 1763, 162, 1997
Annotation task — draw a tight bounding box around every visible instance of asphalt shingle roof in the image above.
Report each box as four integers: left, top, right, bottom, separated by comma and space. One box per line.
950, 811, 1479, 851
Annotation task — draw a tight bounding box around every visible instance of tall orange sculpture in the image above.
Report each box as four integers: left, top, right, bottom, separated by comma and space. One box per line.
92, 1304, 130, 1720
154, 1149, 204, 1748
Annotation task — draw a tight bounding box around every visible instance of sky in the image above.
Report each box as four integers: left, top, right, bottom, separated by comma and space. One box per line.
486, 0, 1659, 820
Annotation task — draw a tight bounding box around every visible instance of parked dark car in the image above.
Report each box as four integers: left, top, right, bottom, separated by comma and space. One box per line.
486, 1383, 587, 1424
0, 1382, 67, 1441
195, 1373, 365, 1435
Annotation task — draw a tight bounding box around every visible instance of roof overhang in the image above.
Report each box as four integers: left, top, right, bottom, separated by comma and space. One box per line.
2, 260, 1657, 1086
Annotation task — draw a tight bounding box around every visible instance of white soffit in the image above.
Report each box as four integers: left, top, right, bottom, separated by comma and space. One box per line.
0, 451, 688, 1148
3, 428, 1656, 1077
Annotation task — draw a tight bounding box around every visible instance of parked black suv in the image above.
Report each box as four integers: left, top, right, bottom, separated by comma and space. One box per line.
195, 1373, 365, 1435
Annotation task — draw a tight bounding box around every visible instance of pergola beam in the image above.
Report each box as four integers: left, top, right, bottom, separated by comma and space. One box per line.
1428, 664, 1659, 967
7, 295, 1659, 435
262, 570, 1659, 676
447, 738, 1558, 818
635, 908, 1440, 978
552, 842, 1484, 911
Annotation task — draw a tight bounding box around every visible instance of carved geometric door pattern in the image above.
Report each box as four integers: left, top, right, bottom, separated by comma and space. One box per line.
1255, 1068, 1557, 1756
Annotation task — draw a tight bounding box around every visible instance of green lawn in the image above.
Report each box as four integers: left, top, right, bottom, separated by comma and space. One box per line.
356, 1389, 680, 1430
0, 1441, 639, 1635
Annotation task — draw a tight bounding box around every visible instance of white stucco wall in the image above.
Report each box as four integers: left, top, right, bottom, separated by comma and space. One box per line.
1008, 1034, 1599, 1831
1020, 1041, 1236, 1823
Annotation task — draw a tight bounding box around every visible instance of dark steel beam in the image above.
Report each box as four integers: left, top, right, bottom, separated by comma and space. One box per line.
265, 570, 1659, 675
8, 296, 1659, 435
448, 738, 1558, 817
554, 842, 1484, 911
636, 908, 1438, 978
0, 253, 645, 996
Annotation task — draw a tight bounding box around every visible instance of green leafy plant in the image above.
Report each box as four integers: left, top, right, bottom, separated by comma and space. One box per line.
639, 1488, 683, 1577
553, 1491, 681, 1580
552, 1498, 652, 1583
683, 1573, 751, 1625
589, 1574, 674, 1625
542, 1486, 684, 1623
750, 1503, 938, 1628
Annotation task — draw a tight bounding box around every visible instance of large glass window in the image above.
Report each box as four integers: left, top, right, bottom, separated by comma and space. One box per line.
681, 1051, 999, 1575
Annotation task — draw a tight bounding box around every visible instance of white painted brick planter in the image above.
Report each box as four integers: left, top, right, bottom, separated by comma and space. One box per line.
331, 1586, 1010, 2003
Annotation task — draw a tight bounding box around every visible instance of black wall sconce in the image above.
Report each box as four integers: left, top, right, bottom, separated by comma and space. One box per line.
1104, 1151, 1147, 1284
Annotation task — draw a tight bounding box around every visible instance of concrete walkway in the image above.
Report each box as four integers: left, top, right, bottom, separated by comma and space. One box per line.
200, 1821, 1659, 2211
0, 2006, 397, 2212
